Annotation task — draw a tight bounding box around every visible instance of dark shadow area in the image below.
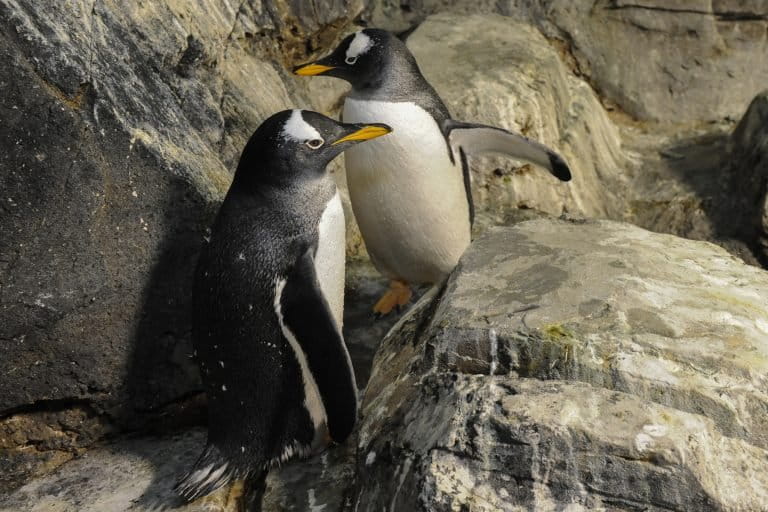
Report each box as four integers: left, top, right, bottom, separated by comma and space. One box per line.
343, 263, 430, 387
118, 146, 219, 509
630, 130, 767, 269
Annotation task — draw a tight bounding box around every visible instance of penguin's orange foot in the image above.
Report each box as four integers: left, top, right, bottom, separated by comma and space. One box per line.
373, 280, 412, 317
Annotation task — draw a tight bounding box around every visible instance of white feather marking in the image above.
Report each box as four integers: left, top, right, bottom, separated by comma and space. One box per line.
314, 192, 357, 394
282, 109, 321, 142
314, 191, 345, 330
188, 464, 214, 485
274, 278, 327, 431
201, 463, 228, 488
346, 31, 373, 59
278, 440, 313, 465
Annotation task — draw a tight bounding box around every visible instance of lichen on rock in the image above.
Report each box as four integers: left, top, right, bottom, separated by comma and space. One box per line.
352, 219, 768, 511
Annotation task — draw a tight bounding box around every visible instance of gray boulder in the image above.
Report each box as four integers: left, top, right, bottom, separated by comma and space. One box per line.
368, 0, 768, 123
352, 219, 768, 511
0, 429, 356, 512
729, 91, 768, 265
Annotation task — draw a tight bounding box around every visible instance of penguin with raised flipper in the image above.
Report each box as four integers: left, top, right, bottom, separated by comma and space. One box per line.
175, 109, 391, 506
295, 29, 572, 316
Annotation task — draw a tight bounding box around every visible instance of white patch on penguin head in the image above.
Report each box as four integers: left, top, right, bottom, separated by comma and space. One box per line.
281, 109, 322, 142
345, 31, 373, 62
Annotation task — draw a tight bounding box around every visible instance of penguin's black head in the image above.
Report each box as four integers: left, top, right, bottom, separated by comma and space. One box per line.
233, 109, 391, 187
293, 29, 412, 90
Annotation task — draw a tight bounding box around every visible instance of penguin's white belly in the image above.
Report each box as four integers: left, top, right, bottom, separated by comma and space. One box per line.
343, 98, 470, 284
314, 190, 345, 329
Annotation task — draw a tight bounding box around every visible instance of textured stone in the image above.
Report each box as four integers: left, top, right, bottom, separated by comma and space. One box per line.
352, 219, 768, 510
729, 91, 768, 265
367, 0, 768, 123
620, 90, 768, 268
0, 430, 356, 512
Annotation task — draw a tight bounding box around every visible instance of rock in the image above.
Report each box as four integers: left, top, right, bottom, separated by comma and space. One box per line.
368, 0, 768, 123
0, 0, 361, 492
620, 89, 768, 268
405, 13, 627, 227
0, 429, 356, 512
352, 219, 768, 510
537, 0, 768, 123
729, 91, 768, 265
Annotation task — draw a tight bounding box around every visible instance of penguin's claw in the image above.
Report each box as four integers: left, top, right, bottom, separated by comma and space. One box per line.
372, 280, 412, 316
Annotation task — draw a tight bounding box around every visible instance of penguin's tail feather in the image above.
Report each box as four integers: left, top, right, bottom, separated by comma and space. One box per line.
174, 444, 234, 502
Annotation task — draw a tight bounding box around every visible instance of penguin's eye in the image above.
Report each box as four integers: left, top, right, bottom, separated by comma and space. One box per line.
305, 138, 324, 150
345, 56, 357, 65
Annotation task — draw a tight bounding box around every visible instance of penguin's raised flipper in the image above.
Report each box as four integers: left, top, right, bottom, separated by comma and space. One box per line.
444, 119, 572, 181
278, 248, 358, 443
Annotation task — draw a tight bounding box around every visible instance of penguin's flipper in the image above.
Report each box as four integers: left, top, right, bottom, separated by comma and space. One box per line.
444, 119, 572, 181
278, 248, 358, 443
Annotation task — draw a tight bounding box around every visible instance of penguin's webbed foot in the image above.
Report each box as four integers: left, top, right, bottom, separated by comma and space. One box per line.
373, 280, 412, 317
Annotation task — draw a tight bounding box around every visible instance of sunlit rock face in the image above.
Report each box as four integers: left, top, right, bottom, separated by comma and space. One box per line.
353, 219, 768, 511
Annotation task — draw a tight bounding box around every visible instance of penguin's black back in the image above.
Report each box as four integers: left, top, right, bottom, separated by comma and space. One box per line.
192, 176, 335, 475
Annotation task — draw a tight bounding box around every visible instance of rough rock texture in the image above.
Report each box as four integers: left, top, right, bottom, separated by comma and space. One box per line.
0, 430, 357, 512
407, 13, 627, 226
0, 0, 359, 492
621, 90, 768, 268
368, 0, 768, 123
352, 219, 768, 511
729, 91, 768, 265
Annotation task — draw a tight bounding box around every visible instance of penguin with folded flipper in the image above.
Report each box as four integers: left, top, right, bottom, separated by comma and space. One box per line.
294, 29, 572, 316
174, 109, 391, 508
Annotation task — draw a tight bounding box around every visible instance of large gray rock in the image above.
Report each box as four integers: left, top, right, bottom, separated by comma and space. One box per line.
368, 0, 768, 123
0, 0, 359, 492
729, 91, 768, 265
620, 89, 768, 268
352, 219, 768, 510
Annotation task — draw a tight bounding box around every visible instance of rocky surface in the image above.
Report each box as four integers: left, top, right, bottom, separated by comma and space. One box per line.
729, 91, 768, 265
621, 89, 768, 268
352, 219, 768, 511
0, 429, 357, 512
368, 0, 768, 123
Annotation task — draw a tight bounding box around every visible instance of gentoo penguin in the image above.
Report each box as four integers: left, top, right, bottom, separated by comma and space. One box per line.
294, 29, 571, 315
175, 110, 391, 503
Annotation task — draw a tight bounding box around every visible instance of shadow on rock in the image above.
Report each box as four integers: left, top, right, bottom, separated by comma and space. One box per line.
632, 128, 767, 268
119, 159, 218, 509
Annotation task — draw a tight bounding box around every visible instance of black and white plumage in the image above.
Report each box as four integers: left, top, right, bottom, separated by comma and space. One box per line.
175, 110, 391, 502
295, 29, 572, 312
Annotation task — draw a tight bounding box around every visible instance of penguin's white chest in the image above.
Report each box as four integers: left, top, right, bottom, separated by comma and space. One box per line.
314, 191, 345, 329
342, 98, 470, 283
